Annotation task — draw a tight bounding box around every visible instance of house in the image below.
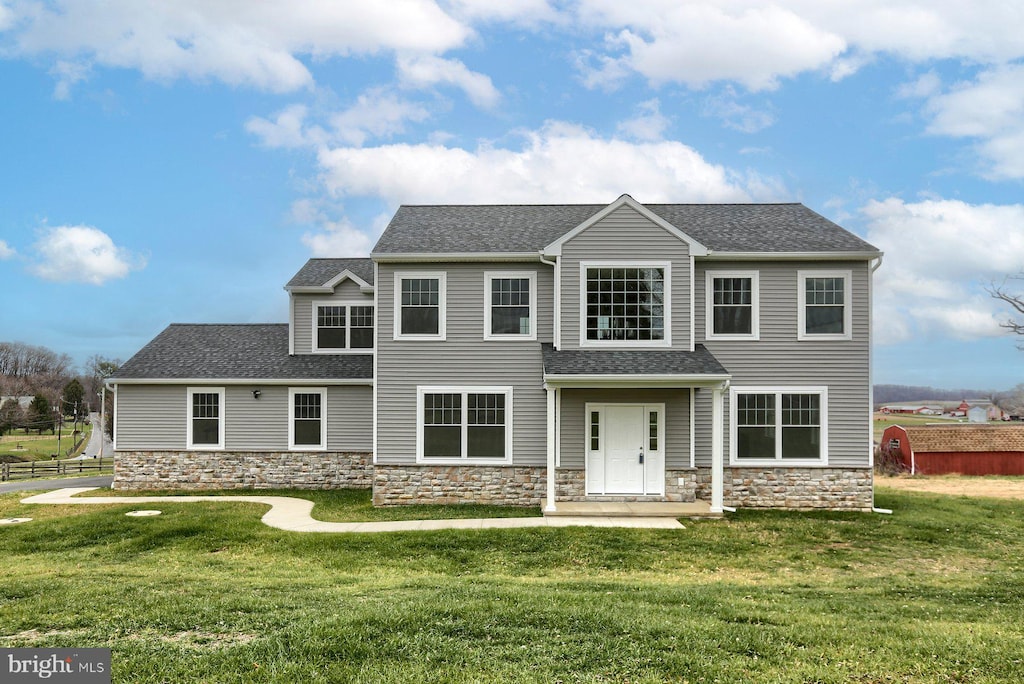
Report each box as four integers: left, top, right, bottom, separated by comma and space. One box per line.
110, 195, 882, 511
881, 423, 1024, 475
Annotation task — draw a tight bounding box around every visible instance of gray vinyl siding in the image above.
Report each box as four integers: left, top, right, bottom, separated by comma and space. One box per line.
116, 385, 186, 450
116, 383, 372, 452
559, 388, 690, 469
560, 204, 692, 350
292, 283, 374, 355
693, 260, 872, 468
375, 261, 553, 465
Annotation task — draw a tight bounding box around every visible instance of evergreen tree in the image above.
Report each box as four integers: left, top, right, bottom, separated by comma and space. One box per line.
27, 395, 52, 435
62, 378, 85, 417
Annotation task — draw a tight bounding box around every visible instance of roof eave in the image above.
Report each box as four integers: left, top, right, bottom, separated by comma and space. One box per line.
701, 250, 883, 261
371, 252, 543, 263
109, 377, 374, 386
543, 373, 731, 389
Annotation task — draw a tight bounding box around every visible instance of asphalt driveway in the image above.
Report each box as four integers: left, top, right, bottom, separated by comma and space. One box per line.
0, 475, 113, 494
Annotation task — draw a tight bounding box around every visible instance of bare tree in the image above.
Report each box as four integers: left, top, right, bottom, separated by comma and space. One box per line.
990, 275, 1024, 346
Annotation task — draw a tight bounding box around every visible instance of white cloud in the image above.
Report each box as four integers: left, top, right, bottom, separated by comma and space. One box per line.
30, 225, 145, 285
3, 0, 471, 93
923, 64, 1024, 179
576, 2, 846, 91
447, 0, 559, 26
0, 240, 15, 259
330, 89, 431, 145
616, 99, 670, 141
574, 1, 1024, 91
701, 88, 775, 133
396, 55, 500, 109
863, 198, 1024, 343
49, 60, 90, 100
897, 71, 942, 100
301, 220, 375, 257
316, 120, 778, 206
247, 90, 432, 150
245, 104, 326, 149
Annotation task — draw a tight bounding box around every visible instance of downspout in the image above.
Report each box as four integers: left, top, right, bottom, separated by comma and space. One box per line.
539, 252, 559, 349
869, 254, 892, 514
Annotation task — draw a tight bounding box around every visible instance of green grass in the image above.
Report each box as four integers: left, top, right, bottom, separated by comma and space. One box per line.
2, 486, 1023, 682
0, 422, 93, 461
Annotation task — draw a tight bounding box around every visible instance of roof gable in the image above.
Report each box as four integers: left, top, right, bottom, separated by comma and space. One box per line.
285, 258, 374, 292
543, 194, 708, 257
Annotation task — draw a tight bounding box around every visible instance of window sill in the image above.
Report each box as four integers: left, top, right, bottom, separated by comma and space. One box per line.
729, 459, 830, 468
417, 458, 514, 466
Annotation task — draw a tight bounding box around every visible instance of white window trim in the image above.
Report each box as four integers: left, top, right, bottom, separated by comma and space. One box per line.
288, 387, 328, 452
416, 385, 514, 465
393, 271, 447, 341
705, 270, 760, 341
186, 386, 225, 451
797, 270, 852, 341
311, 300, 375, 353
579, 260, 672, 348
483, 271, 537, 341
729, 385, 829, 466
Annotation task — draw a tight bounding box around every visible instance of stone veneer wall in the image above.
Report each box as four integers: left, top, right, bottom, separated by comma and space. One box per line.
113, 451, 372, 490
372, 466, 701, 505
695, 466, 873, 510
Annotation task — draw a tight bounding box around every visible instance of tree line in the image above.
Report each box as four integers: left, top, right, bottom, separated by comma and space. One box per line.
0, 341, 119, 438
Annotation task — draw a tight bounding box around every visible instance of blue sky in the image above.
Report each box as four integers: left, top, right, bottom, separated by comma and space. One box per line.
1, 1, 1023, 390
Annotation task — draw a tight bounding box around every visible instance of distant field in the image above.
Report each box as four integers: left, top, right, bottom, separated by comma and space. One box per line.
0, 422, 92, 462
872, 412, 992, 440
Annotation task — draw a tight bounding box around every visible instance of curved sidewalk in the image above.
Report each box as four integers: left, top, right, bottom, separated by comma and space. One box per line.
22, 487, 684, 533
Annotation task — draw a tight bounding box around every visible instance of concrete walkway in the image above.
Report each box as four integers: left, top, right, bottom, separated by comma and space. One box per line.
22, 487, 685, 533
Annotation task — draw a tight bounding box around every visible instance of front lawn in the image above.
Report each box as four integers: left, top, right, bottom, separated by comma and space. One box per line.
1, 487, 1022, 682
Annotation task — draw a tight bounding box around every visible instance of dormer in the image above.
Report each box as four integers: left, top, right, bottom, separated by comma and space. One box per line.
284, 258, 375, 355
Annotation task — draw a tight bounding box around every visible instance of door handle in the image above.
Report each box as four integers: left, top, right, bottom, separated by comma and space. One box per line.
639, 449, 644, 465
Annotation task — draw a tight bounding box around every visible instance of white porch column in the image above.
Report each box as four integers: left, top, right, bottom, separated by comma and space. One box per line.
710, 385, 724, 513
545, 387, 557, 512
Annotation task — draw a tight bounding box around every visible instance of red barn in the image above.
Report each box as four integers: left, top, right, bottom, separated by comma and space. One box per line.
881, 424, 1024, 475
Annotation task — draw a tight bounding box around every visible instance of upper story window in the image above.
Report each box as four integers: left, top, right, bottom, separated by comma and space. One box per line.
731, 386, 827, 465
484, 271, 536, 340
314, 303, 374, 352
798, 270, 852, 341
187, 387, 224, 450
289, 388, 327, 451
581, 262, 670, 347
394, 273, 446, 340
706, 271, 759, 340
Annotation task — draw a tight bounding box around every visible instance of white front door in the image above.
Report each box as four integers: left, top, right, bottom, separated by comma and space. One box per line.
586, 403, 665, 495
606, 405, 646, 494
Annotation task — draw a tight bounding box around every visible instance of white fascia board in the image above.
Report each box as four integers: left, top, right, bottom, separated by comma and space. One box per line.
700, 251, 882, 261
371, 252, 541, 263
110, 378, 373, 386
542, 194, 709, 257
544, 373, 731, 389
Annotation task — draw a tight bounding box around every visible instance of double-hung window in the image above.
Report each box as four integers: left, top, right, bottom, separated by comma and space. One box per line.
187, 387, 224, 450
706, 271, 759, 339
289, 388, 327, 451
798, 270, 852, 340
484, 271, 536, 340
395, 273, 446, 340
581, 262, 670, 346
418, 387, 512, 462
314, 303, 374, 351
731, 387, 827, 464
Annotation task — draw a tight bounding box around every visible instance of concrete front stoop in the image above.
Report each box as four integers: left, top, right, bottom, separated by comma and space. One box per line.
542, 500, 722, 519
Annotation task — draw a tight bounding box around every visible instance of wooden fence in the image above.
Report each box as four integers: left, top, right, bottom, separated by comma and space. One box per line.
1, 457, 113, 481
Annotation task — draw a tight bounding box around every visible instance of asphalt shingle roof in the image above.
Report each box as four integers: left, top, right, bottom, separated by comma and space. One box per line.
373, 203, 878, 255
542, 343, 729, 377
285, 258, 374, 288
904, 425, 1024, 453
114, 324, 373, 381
